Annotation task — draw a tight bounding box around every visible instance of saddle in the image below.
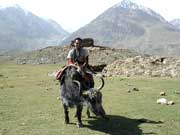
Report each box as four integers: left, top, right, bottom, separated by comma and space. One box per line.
56, 64, 94, 89
55, 64, 77, 80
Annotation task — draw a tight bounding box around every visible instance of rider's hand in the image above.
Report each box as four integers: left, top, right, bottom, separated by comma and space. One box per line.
74, 62, 78, 66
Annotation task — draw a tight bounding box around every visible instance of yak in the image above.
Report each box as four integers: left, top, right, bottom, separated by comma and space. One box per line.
57, 65, 107, 127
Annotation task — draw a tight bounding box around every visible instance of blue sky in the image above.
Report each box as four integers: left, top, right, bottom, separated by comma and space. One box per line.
0, 0, 180, 32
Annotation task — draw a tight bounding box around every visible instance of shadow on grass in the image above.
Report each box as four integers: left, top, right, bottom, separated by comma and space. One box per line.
84, 115, 163, 135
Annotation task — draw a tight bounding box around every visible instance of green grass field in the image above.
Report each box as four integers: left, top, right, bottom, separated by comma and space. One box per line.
1, 64, 180, 135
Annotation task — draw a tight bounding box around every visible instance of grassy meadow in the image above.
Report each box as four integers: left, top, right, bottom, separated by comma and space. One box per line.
0, 64, 180, 135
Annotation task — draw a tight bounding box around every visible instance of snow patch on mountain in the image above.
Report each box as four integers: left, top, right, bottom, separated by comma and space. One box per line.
113, 0, 165, 22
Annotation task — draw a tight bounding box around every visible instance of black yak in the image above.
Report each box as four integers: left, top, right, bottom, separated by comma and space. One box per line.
57, 65, 107, 127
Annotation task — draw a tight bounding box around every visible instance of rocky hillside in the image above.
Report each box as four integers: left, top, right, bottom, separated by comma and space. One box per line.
61, 0, 180, 57
0, 5, 69, 54
13, 45, 139, 65
5, 44, 180, 78
103, 56, 180, 77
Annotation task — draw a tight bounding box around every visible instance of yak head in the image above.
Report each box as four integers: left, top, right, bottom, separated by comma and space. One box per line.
83, 77, 106, 117
60, 65, 82, 84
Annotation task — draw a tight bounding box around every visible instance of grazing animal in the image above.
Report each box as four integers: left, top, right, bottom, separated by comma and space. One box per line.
58, 65, 107, 127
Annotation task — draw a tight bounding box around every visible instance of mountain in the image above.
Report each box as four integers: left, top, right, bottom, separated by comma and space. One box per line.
170, 19, 180, 29
0, 4, 69, 54
61, 0, 180, 57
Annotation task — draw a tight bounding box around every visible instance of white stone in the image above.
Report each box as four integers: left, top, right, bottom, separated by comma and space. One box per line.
157, 98, 167, 104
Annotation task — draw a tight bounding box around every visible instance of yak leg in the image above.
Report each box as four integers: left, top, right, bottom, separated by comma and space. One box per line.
99, 106, 109, 121
76, 105, 83, 128
86, 106, 91, 118
63, 104, 69, 124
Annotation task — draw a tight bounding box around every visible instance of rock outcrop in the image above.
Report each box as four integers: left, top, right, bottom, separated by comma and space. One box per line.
103, 56, 180, 77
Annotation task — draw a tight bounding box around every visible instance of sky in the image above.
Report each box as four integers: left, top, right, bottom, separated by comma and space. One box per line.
0, 0, 180, 32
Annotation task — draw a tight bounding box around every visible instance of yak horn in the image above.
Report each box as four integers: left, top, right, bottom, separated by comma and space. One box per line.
73, 80, 81, 93
97, 77, 105, 91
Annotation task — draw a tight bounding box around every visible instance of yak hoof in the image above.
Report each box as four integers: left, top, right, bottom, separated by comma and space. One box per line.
87, 113, 91, 118
105, 116, 110, 121
87, 112, 91, 118
64, 120, 69, 124
103, 116, 110, 121
76, 123, 83, 128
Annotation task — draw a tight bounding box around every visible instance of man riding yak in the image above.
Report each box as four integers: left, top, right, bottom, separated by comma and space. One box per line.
55, 37, 107, 127
67, 37, 94, 89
